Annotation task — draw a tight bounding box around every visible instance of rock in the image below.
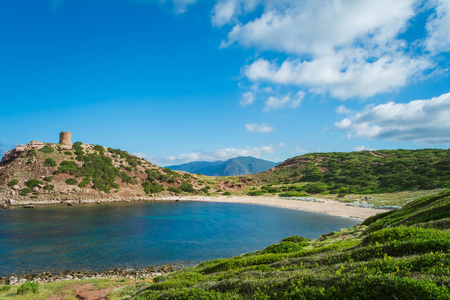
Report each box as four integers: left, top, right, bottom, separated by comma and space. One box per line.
32, 187, 39, 192
18, 278, 27, 284
59, 144, 72, 151
27, 141, 45, 149
6, 199, 16, 205
67, 202, 73, 206
38, 184, 45, 188
23, 205, 35, 209
12, 185, 20, 191
15, 145, 26, 152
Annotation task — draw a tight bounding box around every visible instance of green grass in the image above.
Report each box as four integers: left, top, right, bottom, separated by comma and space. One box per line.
109, 190, 450, 299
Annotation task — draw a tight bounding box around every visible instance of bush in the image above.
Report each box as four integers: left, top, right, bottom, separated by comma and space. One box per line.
64, 151, 72, 155
25, 179, 44, 189
180, 181, 195, 193
168, 187, 182, 194
44, 176, 52, 182
38, 145, 54, 153
20, 188, 32, 196
279, 191, 311, 198
44, 184, 54, 191
7, 179, 18, 186
0, 285, 11, 291
248, 190, 267, 196
143, 181, 165, 194
16, 281, 39, 295
78, 177, 90, 188
264, 241, 306, 254
56, 161, 79, 174
44, 158, 57, 167
223, 191, 232, 196
65, 178, 78, 185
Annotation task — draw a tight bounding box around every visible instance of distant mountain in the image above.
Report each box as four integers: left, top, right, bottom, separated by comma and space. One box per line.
166, 156, 279, 176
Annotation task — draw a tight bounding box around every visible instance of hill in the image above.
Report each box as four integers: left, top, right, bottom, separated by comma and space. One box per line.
0, 139, 238, 203
106, 190, 450, 299
167, 156, 278, 176
245, 149, 450, 196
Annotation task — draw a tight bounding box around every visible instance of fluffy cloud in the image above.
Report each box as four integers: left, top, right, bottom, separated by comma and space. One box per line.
136, 144, 278, 165
264, 91, 304, 111
335, 92, 450, 144
353, 145, 374, 151
240, 91, 255, 106
336, 105, 352, 114
217, 0, 446, 100
245, 122, 275, 133
426, 0, 450, 53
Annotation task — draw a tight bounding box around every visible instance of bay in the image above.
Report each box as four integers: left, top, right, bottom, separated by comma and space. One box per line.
0, 201, 360, 276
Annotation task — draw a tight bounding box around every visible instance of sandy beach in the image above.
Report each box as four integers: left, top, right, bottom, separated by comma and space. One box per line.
172, 195, 390, 221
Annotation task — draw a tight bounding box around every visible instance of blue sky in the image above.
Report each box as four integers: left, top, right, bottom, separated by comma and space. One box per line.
1, 0, 449, 166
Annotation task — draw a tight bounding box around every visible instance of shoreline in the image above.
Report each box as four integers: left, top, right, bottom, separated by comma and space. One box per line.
2, 195, 390, 221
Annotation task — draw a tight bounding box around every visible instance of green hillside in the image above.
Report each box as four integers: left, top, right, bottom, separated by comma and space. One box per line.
249, 149, 450, 195
110, 190, 450, 299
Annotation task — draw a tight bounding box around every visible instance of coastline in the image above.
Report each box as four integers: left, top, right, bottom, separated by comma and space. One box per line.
3, 195, 390, 221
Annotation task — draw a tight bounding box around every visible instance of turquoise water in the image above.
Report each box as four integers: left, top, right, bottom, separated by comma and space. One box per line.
0, 201, 359, 276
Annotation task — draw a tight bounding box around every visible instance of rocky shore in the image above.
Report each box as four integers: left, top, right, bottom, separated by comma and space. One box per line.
1, 264, 181, 286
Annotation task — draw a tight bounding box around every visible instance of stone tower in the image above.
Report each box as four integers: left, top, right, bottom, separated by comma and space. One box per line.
59, 131, 72, 145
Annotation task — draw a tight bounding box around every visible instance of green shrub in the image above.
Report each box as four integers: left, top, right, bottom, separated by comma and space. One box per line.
222, 191, 232, 196
38, 145, 54, 153
7, 179, 18, 186
65, 178, 78, 185
0, 285, 11, 291
56, 161, 79, 174
20, 188, 32, 196
64, 151, 72, 155
16, 281, 38, 295
180, 181, 195, 193
279, 191, 311, 198
143, 182, 165, 194
248, 190, 267, 196
27, 149, 36, 156
264, 241, 306, 254
281, 235, 311, 244
44, 176, 52, 182
44, 184, 54, 191
168, 187, 182, 194
25, 179, 44, 189
78, 177, 90, 188
44, 158, 57, 167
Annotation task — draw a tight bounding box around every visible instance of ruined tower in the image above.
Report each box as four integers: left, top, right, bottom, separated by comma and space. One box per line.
59, 131, 72, 145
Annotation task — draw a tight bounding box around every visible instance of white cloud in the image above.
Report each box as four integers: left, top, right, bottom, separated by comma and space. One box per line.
245, 122, 275, 133
172, 0, 197, 13
353, 145, 374, 151
295, 146, 308, 154
217, 0, 445, 99
336, 105, 352, 114
335, 92, 450, 144
264, 91, 304, 111
244, 53, 432, 99
136, 144, 277, 165
240, 91, 255, 106
426, 0, 450, 53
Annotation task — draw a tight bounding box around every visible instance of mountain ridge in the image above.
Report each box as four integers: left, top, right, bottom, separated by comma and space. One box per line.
166, 156, 278, 176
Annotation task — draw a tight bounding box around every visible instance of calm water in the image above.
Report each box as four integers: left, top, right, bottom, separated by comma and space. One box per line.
0, 201, 359, 276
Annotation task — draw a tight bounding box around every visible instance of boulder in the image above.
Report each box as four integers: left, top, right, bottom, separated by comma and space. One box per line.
15, 145, 26, 152
27, 141, 45, 149
59, 144, 72, 151
6, 199, 16, 205
12, 185, 20, 190
32, 187, 39, 192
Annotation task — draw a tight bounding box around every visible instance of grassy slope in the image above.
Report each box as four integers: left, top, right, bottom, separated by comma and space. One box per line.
249, 149, 450, 195
108, 190, 450, 299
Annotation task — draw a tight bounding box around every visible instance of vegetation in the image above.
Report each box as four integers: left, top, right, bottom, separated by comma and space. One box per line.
110, 190, 450, 299
38, 145, 54, 153
43, 158, 56, 167
24, 179, 44, 189
65, 178, 78, 185
16, 282, 39, 295
253, 149, 450, 195
19, 188, 31, 196
7, 179, 18, 186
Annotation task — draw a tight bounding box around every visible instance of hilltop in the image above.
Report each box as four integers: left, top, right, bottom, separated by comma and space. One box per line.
244, 149, 450, 197
167, 156, 278, 176
0, 139, 247, 204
